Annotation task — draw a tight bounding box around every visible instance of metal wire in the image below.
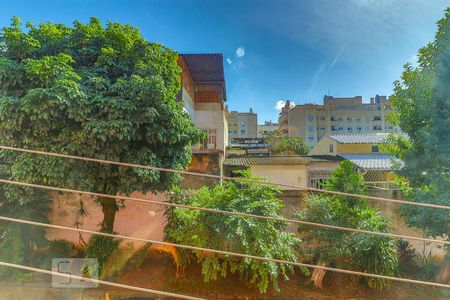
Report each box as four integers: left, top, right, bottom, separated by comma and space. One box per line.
0, 178, 448, 246
0, 261, 204, 300
0, 145, 448, 210
0, 215, 449, 289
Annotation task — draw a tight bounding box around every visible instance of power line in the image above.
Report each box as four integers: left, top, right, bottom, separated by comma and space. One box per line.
0, 261, 204, 300
0, 145, 448, 210
0, 215, 448, 289
1, 178, 448, 246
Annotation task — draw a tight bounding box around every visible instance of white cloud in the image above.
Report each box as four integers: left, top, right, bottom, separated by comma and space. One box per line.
275, 100, 295, 111
330, 46, 345, 69
235, 46, 245, 58
226, 57, 232, 64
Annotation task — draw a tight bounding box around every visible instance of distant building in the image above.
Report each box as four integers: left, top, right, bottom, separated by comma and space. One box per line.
178, 53, 228, 183
258, 120, 278, 137
309, 133, 404, 190
227, 109, 258, 141
227, 137, 270, 157
278, 95, 402, 147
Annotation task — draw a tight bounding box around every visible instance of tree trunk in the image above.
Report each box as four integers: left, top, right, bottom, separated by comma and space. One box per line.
99, 197, 119, 233
311, 261, 328, 288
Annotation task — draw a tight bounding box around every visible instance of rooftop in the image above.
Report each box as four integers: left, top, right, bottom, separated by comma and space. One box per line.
223, 155, 342, 166
180, 53, 225, 82
338, 154, 404, 170
326, 133, 391, 144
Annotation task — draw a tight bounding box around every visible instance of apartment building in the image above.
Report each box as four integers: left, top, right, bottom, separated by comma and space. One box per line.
227, 109, 258, 141
278, 95, 401, 147
257, 120, 279, 137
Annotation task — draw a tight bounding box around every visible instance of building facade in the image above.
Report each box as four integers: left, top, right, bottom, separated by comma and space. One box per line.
278, 95, 401, 147
227, 109, 258, 141
178, 53, 228, 182
257, 120, 279, 137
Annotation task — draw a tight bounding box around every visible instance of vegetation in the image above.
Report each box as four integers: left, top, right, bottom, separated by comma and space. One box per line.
164, 170, 306, 293
0, 16, 203, 271
264, 131, 310, 155
297, 161, 398, 290
385, 9, 450, 253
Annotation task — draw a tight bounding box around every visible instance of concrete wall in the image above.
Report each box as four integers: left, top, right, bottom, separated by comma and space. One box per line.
46, 191, 167, 246
195, 103, 227, 153
250, 164, 309, 187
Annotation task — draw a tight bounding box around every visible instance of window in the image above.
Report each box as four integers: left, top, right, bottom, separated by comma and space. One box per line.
240, 130, 245, 134
307, 115, 314, 122
337, 126, 344, 131
319, 116, 325, 121
331, 116, 338, 121
202, 129, 216, 149
308, 125, 315, 132
331, 126, 337, 131
373, 116, 382, 121
329, 144, 334, 153
373, 125, 382, 130
347, 127, 353, 131
356, 118, 361, 123
208, 129, 216, 146
338, 117, 343, 122
308, 136, 314, 141
356, 127, 362, 131
372, 145, 379, 153
319, 127, 325, 131
347, 117, 352, 122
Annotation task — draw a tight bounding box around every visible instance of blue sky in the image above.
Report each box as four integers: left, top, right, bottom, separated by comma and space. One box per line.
1, 0, 449, 122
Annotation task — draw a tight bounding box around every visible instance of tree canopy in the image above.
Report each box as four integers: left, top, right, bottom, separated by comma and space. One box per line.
264, 132, 310, 155
386, 8, 450, 247
0, 16, 203, 272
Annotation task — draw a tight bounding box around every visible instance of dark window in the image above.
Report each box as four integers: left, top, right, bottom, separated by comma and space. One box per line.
329, 144, 334, 153
372, 145, 379, 152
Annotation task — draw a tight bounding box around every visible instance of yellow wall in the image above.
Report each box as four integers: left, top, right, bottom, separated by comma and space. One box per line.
309, 136, 381, 155
308, 136, 338, 155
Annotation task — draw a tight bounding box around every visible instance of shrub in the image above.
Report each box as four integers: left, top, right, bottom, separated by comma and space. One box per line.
164, 170, 306, 293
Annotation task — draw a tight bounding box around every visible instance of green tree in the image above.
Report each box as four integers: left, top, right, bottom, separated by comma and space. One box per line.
0, 17, 203, 269
386, 8, 450, 251
264, 132, 310, 155
164, 170, 306, 293
297, 161, 398, 290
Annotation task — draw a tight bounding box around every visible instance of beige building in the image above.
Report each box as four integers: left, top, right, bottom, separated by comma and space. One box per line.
227, 109, 257, 141
278, 95, 401, 147
224, 155, 342, 189
257, 120, 278, 137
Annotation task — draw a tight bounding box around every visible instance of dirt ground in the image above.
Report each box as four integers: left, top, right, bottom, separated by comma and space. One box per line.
116, 252, 449, 300
0, 251, 447, 300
